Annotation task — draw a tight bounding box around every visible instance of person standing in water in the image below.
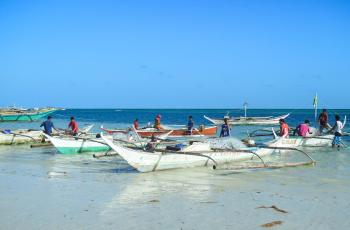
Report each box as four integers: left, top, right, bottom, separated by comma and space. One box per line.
154, 115, 163, 130
318, 109, 331, 132
68, 117, 79, 135
133, 119, 139, 130
279, 119, 290, 138
187, 116, 194, 135
220, 118, 231, 137
329, 115, 344, 149
294, 120, 312, 137
40, 116, 56, 135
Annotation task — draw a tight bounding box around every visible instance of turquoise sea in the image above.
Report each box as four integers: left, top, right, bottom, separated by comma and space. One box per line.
0, 109, 349, 229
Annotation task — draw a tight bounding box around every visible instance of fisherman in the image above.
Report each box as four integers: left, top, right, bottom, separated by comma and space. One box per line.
187, 115, 194, 135
294, 120, 312, 137
133, 119, 139, 130
329, 115, 344, 149
40, 116, 56, 135
318, 109, 331, 133
279, 119, 289, 138
68, 117, 79, 135
145, 134, 157, 151
154, 115, 163, 130
220, 118, 231, 137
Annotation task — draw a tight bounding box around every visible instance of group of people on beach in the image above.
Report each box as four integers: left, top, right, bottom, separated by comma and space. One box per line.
40, 116, 79, 136
278, 109, 345, 148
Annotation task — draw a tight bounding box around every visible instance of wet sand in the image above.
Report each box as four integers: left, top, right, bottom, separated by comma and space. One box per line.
1, 144, 350, 229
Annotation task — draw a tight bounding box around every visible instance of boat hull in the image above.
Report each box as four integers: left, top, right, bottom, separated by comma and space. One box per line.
0, 109, 59, 122
101, 126, 218, 137
137, 126, 217, 137
101, 135, 273, 172
45, 134, 110, 154
268, 135, 334, 148
0, 130, 44, 145
204, 114, 290, 125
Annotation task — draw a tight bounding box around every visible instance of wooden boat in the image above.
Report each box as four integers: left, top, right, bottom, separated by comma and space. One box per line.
0, 107, 61, 122
204, 113, 290, 126
101, 125, 217, 138
0, 129, 44, 145
44, 134, 111, 154
267, 135, 334, 148
101, 134, 274, 172
45, 126, 173, 154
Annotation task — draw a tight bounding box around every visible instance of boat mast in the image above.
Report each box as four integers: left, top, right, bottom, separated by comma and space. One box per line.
243, 102, 248, 118
313, 93, 318, 124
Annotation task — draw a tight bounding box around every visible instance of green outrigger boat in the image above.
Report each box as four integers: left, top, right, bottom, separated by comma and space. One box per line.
0, 107, 61, 122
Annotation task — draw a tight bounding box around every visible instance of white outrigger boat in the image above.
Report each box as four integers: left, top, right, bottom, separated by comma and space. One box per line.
268, 135, 334, 148
249, 127, 334, 148
101, 134, 275, 172
44, 134, 111, 154
45, 128, 174, 154
0, 129, 44, 145
204, 114, 290, 126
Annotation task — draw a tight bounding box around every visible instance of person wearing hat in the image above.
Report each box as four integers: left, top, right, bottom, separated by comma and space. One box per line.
68, 117, 79, 135
40, 116, 56, 135
219, 118, 231, 137
279, 119, 290, 138
154, 115, 163, 130
294, 120, 312, 137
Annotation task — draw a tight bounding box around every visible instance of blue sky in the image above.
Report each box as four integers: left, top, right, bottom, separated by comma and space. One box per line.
0, 0, 349, 108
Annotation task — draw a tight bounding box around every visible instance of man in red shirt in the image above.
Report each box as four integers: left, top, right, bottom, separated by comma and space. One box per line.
68, 117, 79, 135
133, 119, 139, 129
318, 109, 331, 133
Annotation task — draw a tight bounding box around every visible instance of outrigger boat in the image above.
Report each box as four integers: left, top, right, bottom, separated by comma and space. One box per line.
0, 129, 44, 145
249, 127, 334, 148
101, 134, 275, 172
204, 113, 290, 126
44, 134, 111, 154
268, 135, 334, 148
0, 124, 94, 146
101, 125, 217, 138
46, 127, 173, 154
0, 107, 61, 122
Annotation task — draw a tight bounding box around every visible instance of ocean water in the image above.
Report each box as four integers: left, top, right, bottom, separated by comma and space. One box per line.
0, 109, 350, 229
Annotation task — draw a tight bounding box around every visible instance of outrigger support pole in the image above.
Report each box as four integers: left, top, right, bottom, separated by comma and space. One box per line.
213, 146, 316, 171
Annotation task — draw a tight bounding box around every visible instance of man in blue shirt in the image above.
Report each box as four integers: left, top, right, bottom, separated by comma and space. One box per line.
187, 115, 194, 135
220, 118, 231, 137
40, 116, 56, 135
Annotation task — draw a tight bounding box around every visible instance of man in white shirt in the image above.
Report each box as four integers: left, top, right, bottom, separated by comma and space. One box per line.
330, 115, 344, 149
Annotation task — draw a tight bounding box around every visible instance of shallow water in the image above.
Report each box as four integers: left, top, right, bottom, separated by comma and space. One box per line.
1, 109, 350, 229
